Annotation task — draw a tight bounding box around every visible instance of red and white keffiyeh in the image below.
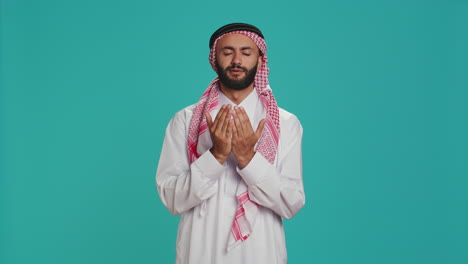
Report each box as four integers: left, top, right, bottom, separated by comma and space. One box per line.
187, 31, 280, 250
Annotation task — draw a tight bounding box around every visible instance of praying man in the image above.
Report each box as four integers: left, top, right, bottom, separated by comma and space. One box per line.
156, 23, 305, 264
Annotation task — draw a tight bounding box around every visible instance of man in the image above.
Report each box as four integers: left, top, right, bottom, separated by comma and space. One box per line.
156, 23, 305, 264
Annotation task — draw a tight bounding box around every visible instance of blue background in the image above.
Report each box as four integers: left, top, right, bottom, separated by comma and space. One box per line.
1, 0, 467, 263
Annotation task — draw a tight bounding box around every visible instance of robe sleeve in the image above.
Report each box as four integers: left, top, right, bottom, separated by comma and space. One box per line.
155, 111, 225, 216
237, 114, 305, 219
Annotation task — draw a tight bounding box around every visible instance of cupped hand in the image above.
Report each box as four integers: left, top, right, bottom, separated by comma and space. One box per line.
204, 104, 233, 164
231, 106, 266, 169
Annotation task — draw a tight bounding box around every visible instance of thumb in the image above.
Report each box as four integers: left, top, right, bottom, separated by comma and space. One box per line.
256, 119, 266, 138
204, 112, 213, 128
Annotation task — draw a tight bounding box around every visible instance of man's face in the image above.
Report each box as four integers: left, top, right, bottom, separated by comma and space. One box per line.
215, 34, 263, 91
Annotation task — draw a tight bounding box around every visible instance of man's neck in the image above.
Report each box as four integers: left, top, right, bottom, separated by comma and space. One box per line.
219, 84, 255, 105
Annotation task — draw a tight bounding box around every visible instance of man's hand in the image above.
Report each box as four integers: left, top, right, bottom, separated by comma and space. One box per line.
205, 104, 233, 164
231, 106, 266, 169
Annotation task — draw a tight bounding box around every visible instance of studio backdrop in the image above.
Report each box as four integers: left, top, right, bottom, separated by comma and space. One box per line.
1, 0, 467, 263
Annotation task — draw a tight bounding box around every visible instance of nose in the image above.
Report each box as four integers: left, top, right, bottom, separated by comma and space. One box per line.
232, 52, 241, 65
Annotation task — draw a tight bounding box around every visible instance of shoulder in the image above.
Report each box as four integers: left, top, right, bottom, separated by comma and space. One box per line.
276, 107, 303, 155
165, 103, 197, 133
278, 107, 303, 134
172, 103, 197, 122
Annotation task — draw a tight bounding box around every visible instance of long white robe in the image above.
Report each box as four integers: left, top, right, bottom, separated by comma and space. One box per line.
156, 89, 305, 264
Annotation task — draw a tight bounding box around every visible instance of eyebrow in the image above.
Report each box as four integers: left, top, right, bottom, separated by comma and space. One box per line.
221, 46, 254, 51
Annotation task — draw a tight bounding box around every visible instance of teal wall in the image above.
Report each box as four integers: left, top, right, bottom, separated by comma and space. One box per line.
1, 0, 467, 263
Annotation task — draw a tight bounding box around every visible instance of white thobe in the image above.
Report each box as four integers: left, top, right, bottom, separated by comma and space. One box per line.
156, 89, 305, 264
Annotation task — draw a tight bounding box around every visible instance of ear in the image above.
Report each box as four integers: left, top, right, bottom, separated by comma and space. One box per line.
257, 55, 263, 72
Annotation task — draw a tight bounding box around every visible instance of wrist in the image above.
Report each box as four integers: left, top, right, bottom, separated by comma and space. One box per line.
210, 148, 228, 164
237, 151, 255, 169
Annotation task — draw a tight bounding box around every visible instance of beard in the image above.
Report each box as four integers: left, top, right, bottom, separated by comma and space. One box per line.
216, 61, 258, 91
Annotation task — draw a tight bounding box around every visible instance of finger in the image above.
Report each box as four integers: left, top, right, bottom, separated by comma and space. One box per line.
233, 110, 243, 138
233, 106, 246, 132
256, 118, 267, 138
231, 118, 239, 139
220, 105, 232, 134
227, 118, 233, 138
204, 112, 213, 128
239, 106, 252, 129
212, 105, 226, 131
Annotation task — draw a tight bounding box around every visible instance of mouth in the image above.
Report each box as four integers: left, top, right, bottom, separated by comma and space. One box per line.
229, 69, 245, 75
